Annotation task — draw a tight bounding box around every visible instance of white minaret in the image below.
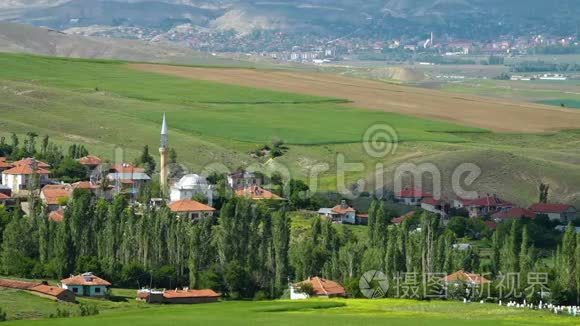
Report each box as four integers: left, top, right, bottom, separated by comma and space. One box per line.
159, 114, 168, 193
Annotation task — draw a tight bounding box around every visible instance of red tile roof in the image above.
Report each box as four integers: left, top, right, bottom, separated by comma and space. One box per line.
235, 186, 283, 200
2, 164, 50, 175
331, 204, 355, 215
111, 163, 145, 174
61, 273, 111, 286
30, 284, 71, 298
0, 159, 13, 169
296, 277, 346, 296
13, 158, 50, 168
391, 211, 415, 224
0, 279, 38, 290
529, 203, 575, 214
78, 155, 101, 166
72, 181, 98, 190
162, 289, 220, 299
458, 195, 513, 208
442, 270, 490, 284
395, 187, 432, 198
168, 199, 215, 213
422, 198, 444, 206
492, 207, 535, 220
48, 209, 65, 222
0, 193, 10, 200
41, 185, 71, 205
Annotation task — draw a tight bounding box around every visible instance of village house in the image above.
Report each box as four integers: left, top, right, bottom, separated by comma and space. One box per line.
528, 203, 577, 223
235, 186, 283, 201
290, 277, 346, 300
40, 184, 72, 212
442, 270, 491, 286
318, 200, 356, 224
0, 279, 75, 302
170, 174, 212, 203
60, 272, 111, 297
78, 155, 101, 171
78, 155, 102, 179
227, 170, 261, 190
421, 198, 448, 218
106, 163, 151, 197
168, 199, 215, 220
491, 207, 535, 223
453, 195, 514, 218
0, 158, 13, 175
394, 187, 432, 206
137, 288, 220, 304
1, 159, 51, 196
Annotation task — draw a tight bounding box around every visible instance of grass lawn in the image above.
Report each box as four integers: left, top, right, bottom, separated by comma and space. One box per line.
3, 297, 577, 326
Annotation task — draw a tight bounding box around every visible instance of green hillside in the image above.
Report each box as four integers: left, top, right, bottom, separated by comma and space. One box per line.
1, 52, 580, 205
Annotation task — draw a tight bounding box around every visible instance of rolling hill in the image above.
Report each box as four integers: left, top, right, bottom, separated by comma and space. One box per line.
1, 0, 578, 43
0, 52, 579, 207
0, 22, 250, 65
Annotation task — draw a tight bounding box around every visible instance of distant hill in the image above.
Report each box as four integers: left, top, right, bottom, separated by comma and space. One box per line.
0, 22, 250, 65
1, 0, 578, 49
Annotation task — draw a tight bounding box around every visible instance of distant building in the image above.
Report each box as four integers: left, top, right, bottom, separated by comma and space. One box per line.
1, 159, 51, 195
318, 200, 356, 224
528, 203, 577, 223
60, 272, 111, 297
290, 277, 346, 300
394, 188, 432, 206
227, 171, 261, 190
421, 198, 448, 217
491, 207, 535, 223
235, 186, 283, 201
453, 195, 514, 218
40, 184, 72, 212
168, 199, 215, 220
170, 174, 212, 203
106, 163, 151, 197
442, 270, 491, 286
78, 155, 102, 174
137, 288, 220, 304
0, 279, 75, 302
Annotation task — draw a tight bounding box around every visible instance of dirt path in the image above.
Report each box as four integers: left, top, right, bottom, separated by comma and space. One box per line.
129, 63, 580, 133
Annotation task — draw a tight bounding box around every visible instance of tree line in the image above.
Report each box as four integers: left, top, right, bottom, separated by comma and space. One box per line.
1, 195, 578, 304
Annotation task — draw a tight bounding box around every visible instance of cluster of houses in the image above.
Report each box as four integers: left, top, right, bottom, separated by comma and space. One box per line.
315, 187, 577, 233
0, 116, 286, 223
0, 271, 221, 305
395, 187, 577, 230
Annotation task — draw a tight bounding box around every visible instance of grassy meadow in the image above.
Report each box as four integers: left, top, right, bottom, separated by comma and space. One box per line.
1, 293, 577, 326
0, 285, 577, 326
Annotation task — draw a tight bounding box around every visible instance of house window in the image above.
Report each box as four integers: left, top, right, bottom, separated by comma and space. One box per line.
94, 287, 101, 293
72, 287, 78, 293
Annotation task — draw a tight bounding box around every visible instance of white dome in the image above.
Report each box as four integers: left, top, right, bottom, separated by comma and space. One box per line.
174, 174, 208, 189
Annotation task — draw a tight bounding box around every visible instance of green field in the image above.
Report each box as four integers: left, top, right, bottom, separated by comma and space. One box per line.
0, 53, 481, 146
0, 286, 577, 326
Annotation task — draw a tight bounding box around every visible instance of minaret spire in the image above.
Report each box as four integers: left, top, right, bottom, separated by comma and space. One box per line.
159, 113, 169, 194
160, 113, 168, 149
